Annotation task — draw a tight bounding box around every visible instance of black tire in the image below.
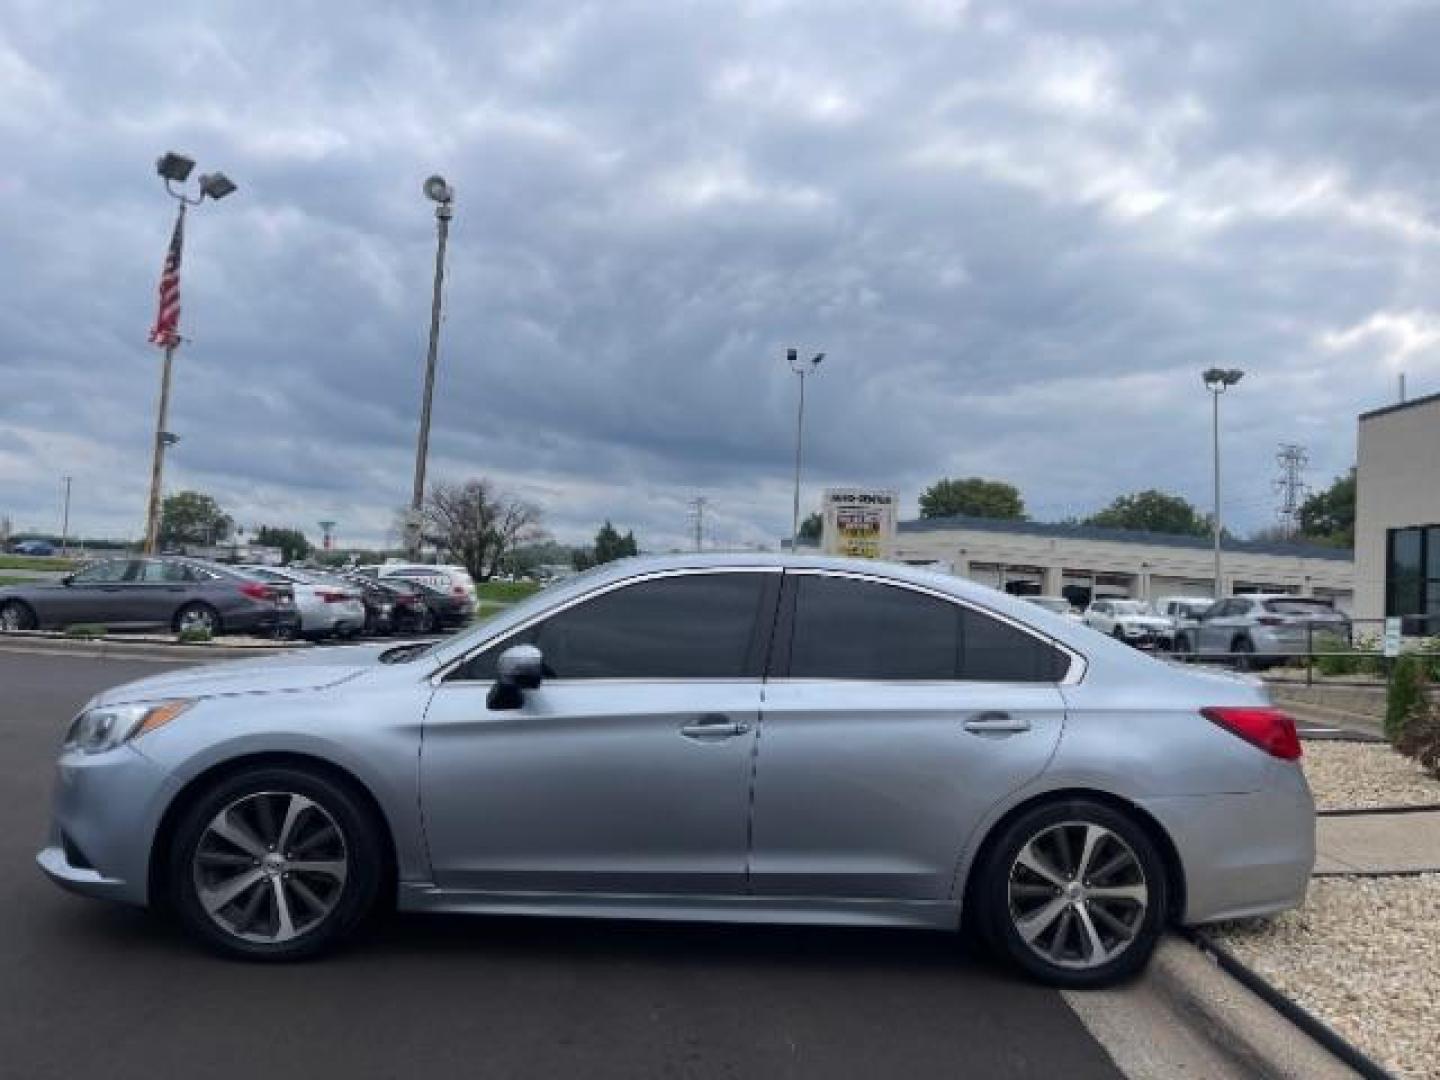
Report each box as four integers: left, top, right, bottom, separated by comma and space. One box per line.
167, 766, 383, 961
1173, 633, 1192, 657
174, 602, 222, 636
972, 798, 1169, 989
1231, 636, 1256, 672
0, 599, 37, 631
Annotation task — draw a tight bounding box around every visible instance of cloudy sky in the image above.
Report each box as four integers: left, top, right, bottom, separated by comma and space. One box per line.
3, 0, 1436, 551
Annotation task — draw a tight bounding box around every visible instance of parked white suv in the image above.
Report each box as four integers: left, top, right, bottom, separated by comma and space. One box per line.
359, 562, 478, 610
1152, 596, 1217, 651
1083, 598, 1171, 647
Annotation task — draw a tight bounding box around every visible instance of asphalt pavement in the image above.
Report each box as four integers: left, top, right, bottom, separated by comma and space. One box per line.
0, 649, 1124, 1080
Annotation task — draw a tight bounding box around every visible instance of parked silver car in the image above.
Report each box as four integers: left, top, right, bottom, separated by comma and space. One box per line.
1174, 594, 1351, 670
37, 554, 1313, 987
237, 565, 366, 640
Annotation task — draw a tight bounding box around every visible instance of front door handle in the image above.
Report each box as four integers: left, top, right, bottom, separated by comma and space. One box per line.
963, 712, 1031, 735
680, 714, 751, 739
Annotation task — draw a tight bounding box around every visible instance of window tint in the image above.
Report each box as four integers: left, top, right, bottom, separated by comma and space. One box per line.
785, 575, 1068, 682
137, 560, 194, 583
457, 573, 769, 681
71, 560, 131, 584
1263, 599, 1336, 616
790, 575, 959, 679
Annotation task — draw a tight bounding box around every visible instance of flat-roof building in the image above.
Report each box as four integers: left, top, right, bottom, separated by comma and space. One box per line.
888, 515, 1354, 611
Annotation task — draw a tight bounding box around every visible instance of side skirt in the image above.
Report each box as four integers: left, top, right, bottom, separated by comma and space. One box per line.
396, 884, 958, 930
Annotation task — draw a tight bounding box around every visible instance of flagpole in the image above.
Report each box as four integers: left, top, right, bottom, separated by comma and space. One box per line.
143, 201, 184, 555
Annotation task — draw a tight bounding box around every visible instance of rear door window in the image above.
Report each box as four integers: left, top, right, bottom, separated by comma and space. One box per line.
1263, 599, 1338, 616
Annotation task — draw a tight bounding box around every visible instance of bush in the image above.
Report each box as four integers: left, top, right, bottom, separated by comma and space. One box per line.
1313, 635, 1385, 677
63, 624, 106, 639
177, 625, 213, 644
1394, 707, 1440, 779
1386, 653, 1428, 742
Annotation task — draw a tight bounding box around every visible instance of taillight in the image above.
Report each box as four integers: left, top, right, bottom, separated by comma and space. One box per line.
452, 586, 467, 597
239, 582, 269, 601
1256, 615, 1283, 626
317, 591, 350, 603
1201, 706, 1302, 760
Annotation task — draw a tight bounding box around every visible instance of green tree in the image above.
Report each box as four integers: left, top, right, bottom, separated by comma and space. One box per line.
1084, 490, 1209, 537
573, 521, 639, 570
798, 512, 822, 543
159, 490, 233, 547
919, 477, 1025, 520
254, 525, 311, 563
1298, 469, 1356, 548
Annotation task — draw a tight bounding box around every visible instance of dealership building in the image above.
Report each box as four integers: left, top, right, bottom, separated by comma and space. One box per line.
885, 515, 1354, 611
1355, 391, 1440, 632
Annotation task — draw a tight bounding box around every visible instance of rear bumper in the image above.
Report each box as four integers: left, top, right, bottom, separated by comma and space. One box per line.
225, 604, 301, 636
1140, 766, 1315, 924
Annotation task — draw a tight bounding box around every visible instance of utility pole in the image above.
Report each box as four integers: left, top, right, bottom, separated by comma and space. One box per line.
59, 476, 72, 556
407, 174, 455, 558
787, 348, 825, 550
687, 497, 708, 552
1273, 444, 1309, 539
1202, 368, 1244, 599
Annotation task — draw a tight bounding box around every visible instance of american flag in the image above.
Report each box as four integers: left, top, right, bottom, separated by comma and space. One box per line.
147, 206, 185, 347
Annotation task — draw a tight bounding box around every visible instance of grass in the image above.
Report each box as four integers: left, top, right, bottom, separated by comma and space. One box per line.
478, 580, 543, 603
0, 555, 78, 571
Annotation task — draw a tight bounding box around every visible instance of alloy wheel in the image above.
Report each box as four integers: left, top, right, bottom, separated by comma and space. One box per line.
1007, 821, 1148, 970
0, 604, 26, 631
191, 791, 349, 944
178, 605, 217, 634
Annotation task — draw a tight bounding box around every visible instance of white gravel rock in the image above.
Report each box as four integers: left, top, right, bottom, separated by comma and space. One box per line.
1212, 875, 1440, 1080
1302, 741, 1440, 810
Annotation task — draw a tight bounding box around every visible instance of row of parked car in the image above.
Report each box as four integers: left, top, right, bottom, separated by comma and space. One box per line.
0, 555, 480, 640
1024, 592, 1352, 670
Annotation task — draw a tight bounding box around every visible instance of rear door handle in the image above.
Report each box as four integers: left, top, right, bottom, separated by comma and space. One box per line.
963, 713, 1031, 735
680, 714, 751, 739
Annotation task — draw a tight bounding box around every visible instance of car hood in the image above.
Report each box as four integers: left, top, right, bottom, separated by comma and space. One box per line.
89, 643, 425, 707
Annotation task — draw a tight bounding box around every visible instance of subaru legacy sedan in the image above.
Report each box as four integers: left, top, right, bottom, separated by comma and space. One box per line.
37, 555, 1313, 987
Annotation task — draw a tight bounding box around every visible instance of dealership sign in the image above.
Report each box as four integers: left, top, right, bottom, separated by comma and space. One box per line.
822, 488, 898, 559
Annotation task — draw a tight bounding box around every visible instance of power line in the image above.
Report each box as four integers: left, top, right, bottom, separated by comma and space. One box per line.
1272, 444, 1309, 538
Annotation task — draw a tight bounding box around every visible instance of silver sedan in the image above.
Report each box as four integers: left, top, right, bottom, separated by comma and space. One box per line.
37, 554, 1313, 987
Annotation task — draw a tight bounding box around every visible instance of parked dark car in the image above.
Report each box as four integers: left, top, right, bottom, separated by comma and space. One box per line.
412, 579, 473, 629
335, 573, 433, 636
0, 556, 299, 636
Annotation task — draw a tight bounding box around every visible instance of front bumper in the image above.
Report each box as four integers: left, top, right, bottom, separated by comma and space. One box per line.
36, 745, 178, 908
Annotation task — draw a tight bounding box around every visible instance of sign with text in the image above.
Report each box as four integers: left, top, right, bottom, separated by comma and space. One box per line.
1384, 616, 1402, 658
822, 488, 898, 560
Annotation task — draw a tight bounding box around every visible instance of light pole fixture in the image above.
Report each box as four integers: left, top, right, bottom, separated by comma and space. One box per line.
788, 347, 825, 552
141, 150, 237, 555
407, 173, 455, 558
1202, 367, 1244, 599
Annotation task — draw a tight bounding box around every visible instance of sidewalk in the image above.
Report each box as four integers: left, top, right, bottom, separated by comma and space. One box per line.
1315, 809, 1440, 875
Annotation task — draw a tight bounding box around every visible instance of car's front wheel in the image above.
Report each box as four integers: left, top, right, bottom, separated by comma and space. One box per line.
0, 600, 37, 631
974, 799, 1168, 988
167, 766, 383, 960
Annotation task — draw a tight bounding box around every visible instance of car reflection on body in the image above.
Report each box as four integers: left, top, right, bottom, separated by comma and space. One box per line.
37, 554, 1313, 988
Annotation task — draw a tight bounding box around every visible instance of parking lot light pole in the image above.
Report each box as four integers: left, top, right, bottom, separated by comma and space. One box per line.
1202, 367, 1244, 599
407, 174, 455, 559
142, 152, 237, 555
788, 348, 824, 551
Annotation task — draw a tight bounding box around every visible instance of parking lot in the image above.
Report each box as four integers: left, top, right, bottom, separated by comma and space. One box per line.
0, 648, 1124, 1079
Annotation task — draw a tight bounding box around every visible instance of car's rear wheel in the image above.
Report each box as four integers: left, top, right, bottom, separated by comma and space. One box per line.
0, 600, 37, 631
1232, 636, 1257, 671
168, 766, 382, 960
174, 602, 221, 636
974, 799, 1167, 988
1173, 633, 1192, 657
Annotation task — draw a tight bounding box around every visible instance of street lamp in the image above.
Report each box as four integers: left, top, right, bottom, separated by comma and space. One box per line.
407, 174, 455, 558
788, 347, 825, 551
1202, 367, 1244, 599
142, 151, 236, 555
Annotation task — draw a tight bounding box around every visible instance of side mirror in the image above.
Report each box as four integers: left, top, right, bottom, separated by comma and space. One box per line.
486, 644, 545, 711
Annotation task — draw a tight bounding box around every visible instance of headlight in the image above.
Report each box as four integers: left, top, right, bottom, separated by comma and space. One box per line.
63, 699, 194, 755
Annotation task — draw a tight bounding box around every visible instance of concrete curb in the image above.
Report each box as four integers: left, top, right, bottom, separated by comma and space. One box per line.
1064, 936, 1360, 1079
0, 632, 296, 662
1181, 930, 1392, 1079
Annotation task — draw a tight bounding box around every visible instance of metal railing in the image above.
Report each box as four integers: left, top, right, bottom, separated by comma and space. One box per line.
1163, 616, 1440, 687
